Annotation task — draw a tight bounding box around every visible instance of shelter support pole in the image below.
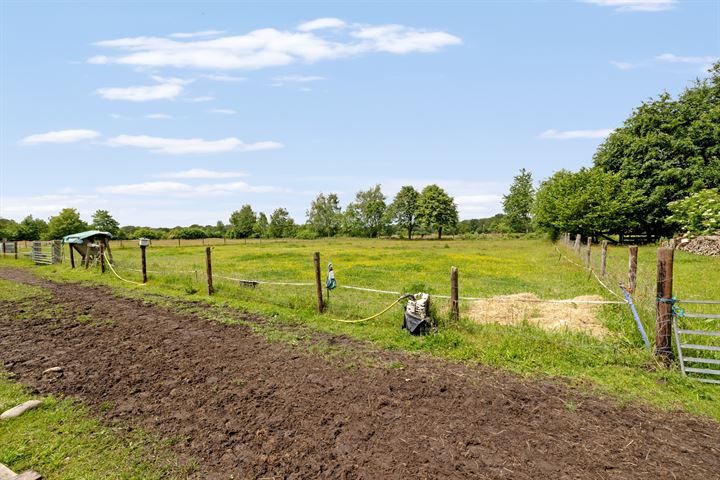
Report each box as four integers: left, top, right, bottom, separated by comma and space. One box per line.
99, 244, 105, 274
69, 244, 75, 269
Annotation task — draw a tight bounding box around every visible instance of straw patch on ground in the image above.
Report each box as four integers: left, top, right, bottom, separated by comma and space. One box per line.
468, 293, 608, 338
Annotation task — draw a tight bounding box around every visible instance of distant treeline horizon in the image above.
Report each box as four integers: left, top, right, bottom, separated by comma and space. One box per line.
0, 183, 510, 242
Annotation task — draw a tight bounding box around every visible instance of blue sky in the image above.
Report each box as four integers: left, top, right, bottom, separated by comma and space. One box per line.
1, 0, 718, 227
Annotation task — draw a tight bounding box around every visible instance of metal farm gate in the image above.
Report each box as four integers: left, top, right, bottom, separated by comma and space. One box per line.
673, 299, 720, 385
1, 240, 17, 257
31, 240, 61, 265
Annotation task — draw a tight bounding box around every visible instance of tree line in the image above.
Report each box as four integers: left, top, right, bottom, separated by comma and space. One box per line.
0, 184, 473, 241
532, 62, 720, 239
496, 62, 720, 240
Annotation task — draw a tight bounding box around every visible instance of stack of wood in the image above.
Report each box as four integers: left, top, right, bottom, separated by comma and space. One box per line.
674, 235, 720, 257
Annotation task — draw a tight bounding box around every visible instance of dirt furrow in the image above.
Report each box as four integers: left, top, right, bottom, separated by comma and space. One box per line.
1, 266, 719, 479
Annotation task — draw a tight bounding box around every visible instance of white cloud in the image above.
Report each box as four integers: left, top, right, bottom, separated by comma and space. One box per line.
97, 180, 285, 196
610, 60, 640, 70
20, 129, 101, 145
0, 194, 101, 218
208, 108, 236, 114
89, 21, 461, 71
194, 181, 285, 194
351, 25, 462, 54
97, 181, 192, 195
582, 0, 676, 12
655, 53, 717, 64
96, 76, 191, 101
273, 75, 325, 82
612, 53, 717, 73
187, 95, 214, 102
539, 128, 614, 140
201, 74, 246, 81
169, 30, 226, 39
106, 134, 283, 154
297, 18, 347, 32
157, 168, 248, 179
145, 113, 173, 119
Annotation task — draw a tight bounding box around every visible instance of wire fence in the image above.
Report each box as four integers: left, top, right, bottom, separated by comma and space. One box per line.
4, 237, 720, 367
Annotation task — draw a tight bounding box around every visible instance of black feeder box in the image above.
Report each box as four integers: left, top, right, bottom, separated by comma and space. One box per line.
403, 311, 432, 335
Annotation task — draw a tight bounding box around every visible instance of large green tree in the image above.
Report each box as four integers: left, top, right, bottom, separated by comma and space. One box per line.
229, 205, 256, 239
389, 185, 420, 239
593, 61, 720, 236
15, 215, 48, 240
503, 169, 535, 233
416, 184, 459, 239
91, 209, 120, 235
306, 193, 342, 237
345, 185, 387, 238
253, 212, 269, 238
46, 208, 88, 239
0, 218, 18, 240
533, 168, 642, 238
269, 208, 295, 238
131, 227, 164, 239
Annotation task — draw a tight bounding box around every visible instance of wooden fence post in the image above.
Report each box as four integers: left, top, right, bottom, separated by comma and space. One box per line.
655, 247, 674, 361
13, 241, 17, 260
314, 252, 324, 313
205, 247, 214, 295
99, 244, 105, 273
585, 237, 592, 267
574, 234, 581, 254
600, 240, 608, 276
628, 245, 638, 294
450, 266, 459, 321
140, 245, 147, 283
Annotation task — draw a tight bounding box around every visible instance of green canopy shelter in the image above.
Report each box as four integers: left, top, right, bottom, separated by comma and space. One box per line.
62, 230, 113, 267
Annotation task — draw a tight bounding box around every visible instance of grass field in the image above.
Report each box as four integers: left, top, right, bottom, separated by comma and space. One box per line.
2, 237, 720, 422
0, 375, 188, 479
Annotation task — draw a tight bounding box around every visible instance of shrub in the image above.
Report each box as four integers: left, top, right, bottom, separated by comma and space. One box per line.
668, 188, 720, 237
